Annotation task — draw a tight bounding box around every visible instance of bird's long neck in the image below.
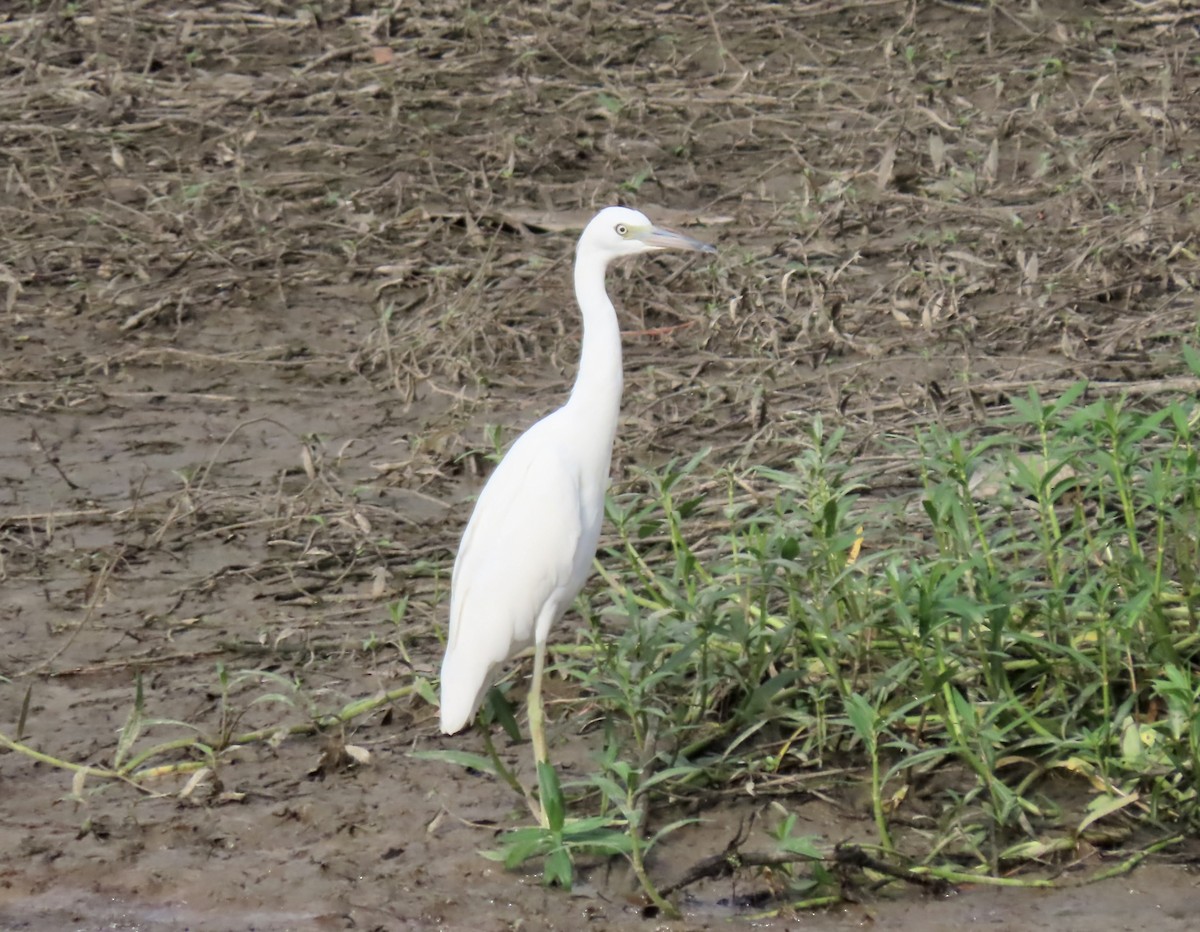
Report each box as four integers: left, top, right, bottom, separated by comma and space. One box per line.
565, 250, 623, 444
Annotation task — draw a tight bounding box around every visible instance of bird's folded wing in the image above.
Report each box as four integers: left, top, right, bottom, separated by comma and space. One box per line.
440, 425, 585, 730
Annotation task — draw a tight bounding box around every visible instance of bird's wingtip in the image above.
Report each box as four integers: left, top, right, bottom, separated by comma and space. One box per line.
438, 673, 483, 735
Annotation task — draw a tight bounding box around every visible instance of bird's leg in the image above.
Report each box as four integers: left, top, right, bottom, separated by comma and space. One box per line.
528, 639, 550, 828
528, 640, 549, 766
479, 725, 533, 797
476, 695, 544, 824
483, 730, 543, 825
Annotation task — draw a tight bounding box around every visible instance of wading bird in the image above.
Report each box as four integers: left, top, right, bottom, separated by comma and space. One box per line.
438, 207, 715, 816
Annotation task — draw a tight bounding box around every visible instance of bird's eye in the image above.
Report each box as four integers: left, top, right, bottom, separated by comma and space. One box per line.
614, 223, 628, 236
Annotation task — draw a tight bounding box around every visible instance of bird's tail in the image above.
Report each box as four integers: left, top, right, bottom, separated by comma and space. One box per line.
438, 647, 493, 735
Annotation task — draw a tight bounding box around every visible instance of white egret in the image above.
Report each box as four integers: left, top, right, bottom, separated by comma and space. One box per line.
438, 206, 715, 799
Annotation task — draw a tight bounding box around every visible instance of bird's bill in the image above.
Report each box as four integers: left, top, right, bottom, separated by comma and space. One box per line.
637, 224, 717, 254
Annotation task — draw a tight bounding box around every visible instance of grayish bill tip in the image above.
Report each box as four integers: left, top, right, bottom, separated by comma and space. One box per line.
644, 226, 717, 254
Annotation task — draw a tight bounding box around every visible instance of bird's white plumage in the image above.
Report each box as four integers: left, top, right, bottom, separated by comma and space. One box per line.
439, 410, 602, 733
438, 206, 715, 743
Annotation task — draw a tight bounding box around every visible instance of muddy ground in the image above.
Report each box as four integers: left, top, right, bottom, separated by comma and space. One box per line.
2, 1, 1199, 929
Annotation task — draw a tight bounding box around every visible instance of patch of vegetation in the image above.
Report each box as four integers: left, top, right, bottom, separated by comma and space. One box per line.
11, 368, 1195, 916
456, 368, 1200, 913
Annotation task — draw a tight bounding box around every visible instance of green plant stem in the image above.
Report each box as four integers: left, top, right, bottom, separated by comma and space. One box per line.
4, 683, 419, 784
914, 866, 1056, 887
0, 731, 117, 778
1074, 834, 1184, 884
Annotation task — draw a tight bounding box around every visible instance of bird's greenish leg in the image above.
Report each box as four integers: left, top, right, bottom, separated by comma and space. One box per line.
479, 724, 527, 793
476, 699, 544, 824
528, 640, 550, 828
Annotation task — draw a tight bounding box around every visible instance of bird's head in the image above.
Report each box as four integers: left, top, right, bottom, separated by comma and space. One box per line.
580, 206, 716, 260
